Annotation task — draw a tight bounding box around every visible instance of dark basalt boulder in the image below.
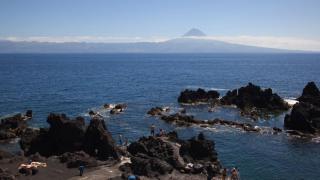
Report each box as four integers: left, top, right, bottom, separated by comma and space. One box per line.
147, 107, 170, 116
284, 102, 320, 134
25, 110, 33, 118
178, 88, 219, 104
180, 133, 218, 164
297, 82, 320, 106
0, 112, 31, 140
59, 151, 98, 168
221, 83, 289, 112
130, 153, 173, 177
126, 136, 182, 177
147, 107, 164, 116
83, 118, 119, 160
128, 136, 180, 168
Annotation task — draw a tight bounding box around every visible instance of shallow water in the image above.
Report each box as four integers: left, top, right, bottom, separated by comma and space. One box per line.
0, 53, 320, 179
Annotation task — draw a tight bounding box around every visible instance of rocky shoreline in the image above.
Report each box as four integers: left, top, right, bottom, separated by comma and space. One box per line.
0, 82, 319, 179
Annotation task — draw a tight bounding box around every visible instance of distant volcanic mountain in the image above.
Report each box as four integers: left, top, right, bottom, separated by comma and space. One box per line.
183, 28, 207, 37
0, 28, 298, 53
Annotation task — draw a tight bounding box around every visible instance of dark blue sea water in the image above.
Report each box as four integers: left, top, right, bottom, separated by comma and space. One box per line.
0, 53, 320, 179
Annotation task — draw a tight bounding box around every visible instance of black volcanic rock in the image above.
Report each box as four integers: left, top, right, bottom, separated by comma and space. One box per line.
178, 88, 219, 104
180, 133, 219, 164
284, 102, 320, 134
284, 82, 320, 134
0, 112, 31, 140
20, 113, 86, 156
20, 113, 119, 160
221, 83, 289, 112
297, 82, 320, 106
83, 118, 119, 160
124, 133, 221, 177
128, 136, 181, 168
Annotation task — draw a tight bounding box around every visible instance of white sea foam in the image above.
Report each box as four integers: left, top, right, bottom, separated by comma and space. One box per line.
284, 98, 299, 106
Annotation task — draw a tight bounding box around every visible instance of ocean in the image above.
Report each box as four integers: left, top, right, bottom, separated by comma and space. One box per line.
0, 53, 320, 179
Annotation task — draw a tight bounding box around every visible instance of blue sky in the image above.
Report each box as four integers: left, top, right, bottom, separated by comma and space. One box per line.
1, 0, 319, 37
1, 0, 320, 51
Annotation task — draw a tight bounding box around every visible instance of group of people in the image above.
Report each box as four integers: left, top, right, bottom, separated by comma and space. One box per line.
221, 167, 240, 180
150, 124, 166, 137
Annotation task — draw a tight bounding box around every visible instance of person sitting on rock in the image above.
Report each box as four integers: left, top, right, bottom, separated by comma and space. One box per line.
159, 128, 166, 136
150, 124, 156, 136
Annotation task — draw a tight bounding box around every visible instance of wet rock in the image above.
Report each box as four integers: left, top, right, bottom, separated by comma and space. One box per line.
83, 118, 119, 160
147, 107, 163, 116
272, 127, 282, 133
178, 88, 219, 104
59, 151, 98, 168
221, 83, 289, 112
103, 103, 112, 108
25, 110, 33, 118
284, 82, 320, 134
284, 102, 320, 134
147, 107, 169, 116
160, 113, 202, 126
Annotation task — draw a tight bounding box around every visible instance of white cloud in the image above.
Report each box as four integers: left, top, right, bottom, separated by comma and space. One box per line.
1, 36, 169, 43
187, 36, 320, 52
1, 35, 320, 51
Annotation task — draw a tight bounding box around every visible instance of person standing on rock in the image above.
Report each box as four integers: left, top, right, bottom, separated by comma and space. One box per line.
231, 168, 239, 180
150, 124, 156, 136
205, 164, 215, 180
79, 165, 85, 176
222, 168, 227, 180
119, 134, 123, 145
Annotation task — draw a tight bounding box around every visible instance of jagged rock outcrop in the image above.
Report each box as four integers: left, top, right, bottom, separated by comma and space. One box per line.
284, 82, 320, 134
83, 118, 119, 160
221, 83, 289, 112
20, 113, 119, 160
297, 81, 320, 106
178, 89, 219, 104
